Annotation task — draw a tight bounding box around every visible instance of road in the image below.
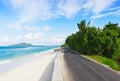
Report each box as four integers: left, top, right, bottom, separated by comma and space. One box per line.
62, 48, 120, 81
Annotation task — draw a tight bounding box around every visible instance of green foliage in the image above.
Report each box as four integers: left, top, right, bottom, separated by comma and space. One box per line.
61, 43, 68, 48
86, 55, 120, 71
65, 20, 120, 66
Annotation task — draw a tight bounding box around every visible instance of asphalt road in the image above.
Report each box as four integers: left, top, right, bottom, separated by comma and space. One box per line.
62, 48, 120, 81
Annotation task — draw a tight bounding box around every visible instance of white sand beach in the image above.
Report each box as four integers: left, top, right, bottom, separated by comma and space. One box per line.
0, 50, 57, 81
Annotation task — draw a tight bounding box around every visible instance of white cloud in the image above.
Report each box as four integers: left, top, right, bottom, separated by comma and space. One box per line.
41, 34, 66, 45
42, 25, 51, 31
0, 37, 16, 46
3, 37, 9, 41
83, 0, 115, 14
26, 32, 43, 40
0, 32, 66, 45
92, 12, 114, 19
8, 0, 39, 23
24, 33, 33, 40
51, 35, 66, 44
6, 23, 22, 30
6, 0, 52, 22
57, 0, 82, 18
4, 0, 116, 23
16, 35, 22, 40
7, 23, 39, 32
105, 6, 120, 11
24, 25, 38, 31
7, 22, 53, 34
91, 6, 120, 20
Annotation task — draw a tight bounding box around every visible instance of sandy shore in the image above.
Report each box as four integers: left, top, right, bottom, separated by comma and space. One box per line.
0, 50, 57, 81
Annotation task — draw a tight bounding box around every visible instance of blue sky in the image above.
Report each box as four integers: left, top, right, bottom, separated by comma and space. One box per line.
0, 0, 120, 45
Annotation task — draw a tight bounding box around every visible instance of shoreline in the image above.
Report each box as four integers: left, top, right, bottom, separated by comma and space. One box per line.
0, 48, 55, 73
0, 48, 55, 61
0, 49, 57, 81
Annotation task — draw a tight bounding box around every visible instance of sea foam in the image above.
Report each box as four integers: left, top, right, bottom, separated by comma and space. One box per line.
0, 60, 11, 65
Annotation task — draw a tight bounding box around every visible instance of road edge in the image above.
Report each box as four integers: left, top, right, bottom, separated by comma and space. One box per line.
80, 54, 120, 75
52, 51, 63, 81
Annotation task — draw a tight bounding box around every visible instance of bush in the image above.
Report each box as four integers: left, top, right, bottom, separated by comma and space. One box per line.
86, 55, 120, 71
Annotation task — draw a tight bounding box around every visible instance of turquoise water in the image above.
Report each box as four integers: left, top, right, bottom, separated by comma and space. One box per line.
0, 46, 58, 61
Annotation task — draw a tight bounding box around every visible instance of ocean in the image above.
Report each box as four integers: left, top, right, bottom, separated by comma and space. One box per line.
0, 45, 58, 73
0, 46, 58, 61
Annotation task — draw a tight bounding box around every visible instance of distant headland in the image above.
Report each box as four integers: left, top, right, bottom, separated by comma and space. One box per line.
9, 42, 34, 47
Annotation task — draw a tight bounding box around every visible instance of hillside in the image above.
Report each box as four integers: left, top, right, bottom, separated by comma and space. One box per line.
10, 42, 33, 47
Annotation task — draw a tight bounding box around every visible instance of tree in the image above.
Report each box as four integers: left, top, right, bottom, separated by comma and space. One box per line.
65, 20, 120, 64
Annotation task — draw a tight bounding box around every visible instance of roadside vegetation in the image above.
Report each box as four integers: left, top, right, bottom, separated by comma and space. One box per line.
63, 20, 120, 71
86, 55, 120, 70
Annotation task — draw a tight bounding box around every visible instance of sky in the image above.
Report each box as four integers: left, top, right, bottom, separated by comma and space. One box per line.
0, 0, 120, 46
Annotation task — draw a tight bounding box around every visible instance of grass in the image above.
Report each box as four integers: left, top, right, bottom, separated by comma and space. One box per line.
85, 55, 120, 71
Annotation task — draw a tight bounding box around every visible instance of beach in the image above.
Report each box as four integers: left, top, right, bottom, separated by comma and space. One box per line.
0, 48, 120, 81
0, 50, 57, 81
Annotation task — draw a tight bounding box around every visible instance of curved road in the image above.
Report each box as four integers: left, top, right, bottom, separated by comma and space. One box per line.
62, 48, 120, 81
